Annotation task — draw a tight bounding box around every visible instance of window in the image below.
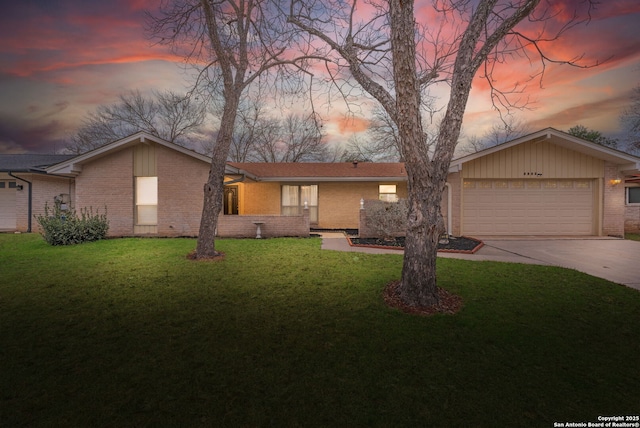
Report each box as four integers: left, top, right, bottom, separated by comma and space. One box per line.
8, 182, 16, 188
136, 177, 158, 225
627, 187, 640, 205
379, 184, 398, 202
282, 185, 318, 223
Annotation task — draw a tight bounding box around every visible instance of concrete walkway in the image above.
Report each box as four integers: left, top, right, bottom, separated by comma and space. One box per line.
319, 233, 640, 291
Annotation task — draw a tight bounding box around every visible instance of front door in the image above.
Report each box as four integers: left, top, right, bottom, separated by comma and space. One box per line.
224, 186, 238, 215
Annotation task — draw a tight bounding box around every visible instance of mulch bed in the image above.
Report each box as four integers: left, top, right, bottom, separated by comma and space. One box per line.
347, 235, 483, 253
383, 280, 463, 316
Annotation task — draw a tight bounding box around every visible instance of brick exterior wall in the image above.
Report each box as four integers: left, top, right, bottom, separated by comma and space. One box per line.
217, 210, 309, 238
317, 181, 408, 229
75, 148, 134, 236
625, 205, 640, 233
625, 185, 640, 233
14, 177, 29, 232
156, 145, 210, 237
237, 180, 409, 230
602, 163, 625, 237
239, 182, 281, 214
13, 174, 73, 232
319, 182, 377, 229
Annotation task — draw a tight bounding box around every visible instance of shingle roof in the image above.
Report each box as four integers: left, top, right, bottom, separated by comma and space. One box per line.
227, 162, 407, 180
0, 154, 75, 172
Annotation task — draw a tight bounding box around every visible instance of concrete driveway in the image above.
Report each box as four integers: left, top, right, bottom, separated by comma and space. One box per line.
473, 238, 640, 290
320, 233, 640, 291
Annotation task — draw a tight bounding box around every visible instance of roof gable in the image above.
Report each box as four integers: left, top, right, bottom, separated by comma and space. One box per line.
46, 132, 212, 176
450, 128, 640, 174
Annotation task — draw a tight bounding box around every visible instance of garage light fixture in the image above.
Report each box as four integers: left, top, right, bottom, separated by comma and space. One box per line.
16, 184, 24, 190
609, 178, 622, 186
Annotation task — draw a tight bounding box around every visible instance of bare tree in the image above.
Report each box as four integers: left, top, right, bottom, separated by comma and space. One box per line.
620, 83, 640, 154
336, 134, 378, 162
251, 114, 328, 162
148, 0, 318, 258
343, 103, 441, 162
66, 89, 206, 154
225, 100, 268, 162
362, 106, 403, 161
288, 0, 599, 308
459, 115, 533, 155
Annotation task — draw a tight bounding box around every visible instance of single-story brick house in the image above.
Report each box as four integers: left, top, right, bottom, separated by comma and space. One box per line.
1, 132, 211, 236
1, 128, 639, 237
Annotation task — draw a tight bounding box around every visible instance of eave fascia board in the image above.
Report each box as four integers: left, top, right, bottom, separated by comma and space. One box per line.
619, 161, 640, 174
46, 162, 83, 176
448, 163, 461, 173
254, 176, 408, 182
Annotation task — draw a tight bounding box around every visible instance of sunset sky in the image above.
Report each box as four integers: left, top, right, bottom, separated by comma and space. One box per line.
1, 0, 639, 154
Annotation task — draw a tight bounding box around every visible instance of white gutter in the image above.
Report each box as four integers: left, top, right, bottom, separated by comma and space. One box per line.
252, 176, 408, 182
444, 182, 452, 236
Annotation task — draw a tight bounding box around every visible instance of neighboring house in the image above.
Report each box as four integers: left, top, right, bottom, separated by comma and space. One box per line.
625, 174, 640, 233
0, 154, 74, 232
1, 128, 639, 238
1, 132, 211, 236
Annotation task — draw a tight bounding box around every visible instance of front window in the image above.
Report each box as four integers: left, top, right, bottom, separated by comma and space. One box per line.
627, 187, 640, 205
282, 185, 318, 223
136, 176, 158, 225
379, 184, 398, 202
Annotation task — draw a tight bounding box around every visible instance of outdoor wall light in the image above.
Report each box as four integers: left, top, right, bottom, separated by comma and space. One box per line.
610, 178, 622, 186
16, 184, 24, 190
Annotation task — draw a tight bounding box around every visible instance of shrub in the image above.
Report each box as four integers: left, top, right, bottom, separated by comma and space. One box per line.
366, 199, 408, 240
35, 201, 109, 245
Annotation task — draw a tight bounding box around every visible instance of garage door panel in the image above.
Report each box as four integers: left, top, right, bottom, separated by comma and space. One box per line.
0, 182, 16, 230
463, 179, 593, 236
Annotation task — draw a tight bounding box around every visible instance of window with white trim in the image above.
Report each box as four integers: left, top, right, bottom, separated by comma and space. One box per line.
379, 184, 398, 202
627, 187, 640, 205
136, 177, 158, 225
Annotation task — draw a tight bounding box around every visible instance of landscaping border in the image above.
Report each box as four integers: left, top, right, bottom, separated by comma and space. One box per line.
346, 235, 484, 254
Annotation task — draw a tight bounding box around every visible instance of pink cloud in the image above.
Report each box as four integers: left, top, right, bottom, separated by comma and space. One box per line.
1, 0, 639, 154
525, 93, 630, 130
335, 116, 370, 134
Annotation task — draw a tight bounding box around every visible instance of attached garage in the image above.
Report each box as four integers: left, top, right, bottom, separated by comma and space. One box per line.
0, 180, 16, 230
462, 179, 595, 235
449, 128, 640, 238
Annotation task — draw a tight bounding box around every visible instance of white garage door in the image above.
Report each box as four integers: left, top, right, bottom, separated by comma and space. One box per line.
0, 181, 17, 230
463, 179, 594, 235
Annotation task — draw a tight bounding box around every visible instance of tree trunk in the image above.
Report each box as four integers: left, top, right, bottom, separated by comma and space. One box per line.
398, 179, 446, 307
195, 93, 240, 258
390, 0, 441, 307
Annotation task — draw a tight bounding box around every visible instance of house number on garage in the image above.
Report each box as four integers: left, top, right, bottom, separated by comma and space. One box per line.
523, 172, 543, 176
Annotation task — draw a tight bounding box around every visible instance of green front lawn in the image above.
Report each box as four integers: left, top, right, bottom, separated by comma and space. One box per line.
1, 234, 638, 427
626, 233, 640, 241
